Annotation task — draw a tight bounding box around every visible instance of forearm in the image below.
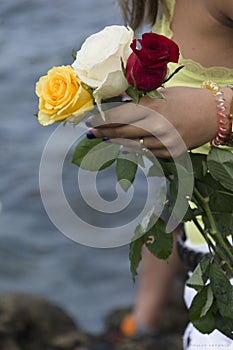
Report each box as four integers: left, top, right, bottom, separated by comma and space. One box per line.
141, 85, 233, 150
87, 85, 233, 157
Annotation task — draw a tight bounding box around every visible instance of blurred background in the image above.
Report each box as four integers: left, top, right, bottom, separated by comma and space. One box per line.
0, 0, 140, 334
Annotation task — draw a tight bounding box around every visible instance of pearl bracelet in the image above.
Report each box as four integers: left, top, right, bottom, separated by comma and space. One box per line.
202, 81, 232, 146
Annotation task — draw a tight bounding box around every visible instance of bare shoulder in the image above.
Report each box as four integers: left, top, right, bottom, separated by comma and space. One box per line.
205, 0, 233, 25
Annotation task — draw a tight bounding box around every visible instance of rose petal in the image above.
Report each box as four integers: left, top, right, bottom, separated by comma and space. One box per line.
93, 70, 129, 105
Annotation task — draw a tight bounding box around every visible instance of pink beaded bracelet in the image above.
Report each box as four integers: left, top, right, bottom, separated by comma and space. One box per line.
202, 81, 231, 146
227, 85, 233, 146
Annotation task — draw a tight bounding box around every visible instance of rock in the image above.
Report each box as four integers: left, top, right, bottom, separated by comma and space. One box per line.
0, 337, 21, 350
103, 272, 189, 350
0, 271, 190, 350
105, 276, 188, 336
51, 330, 95, 350
116, 333, 183, 350
0, 293, 77, 350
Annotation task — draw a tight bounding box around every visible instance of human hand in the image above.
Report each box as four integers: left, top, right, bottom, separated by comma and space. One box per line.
86, 86, 232, 157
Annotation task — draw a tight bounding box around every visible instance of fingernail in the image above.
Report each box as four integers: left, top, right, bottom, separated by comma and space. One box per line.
102, 137, 109, 142
85, 117, 92, 127
86, 131, 96, 139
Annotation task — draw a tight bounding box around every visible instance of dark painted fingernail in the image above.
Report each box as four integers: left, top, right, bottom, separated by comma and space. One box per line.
85, 117, 92, 127
102, 137, 109, 142
121, 150, 129, 154
86, 131, 96, 139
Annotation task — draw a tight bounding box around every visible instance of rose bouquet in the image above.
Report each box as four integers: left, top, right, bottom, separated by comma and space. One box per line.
35, 25, 233, 339
35, 25, 181, 125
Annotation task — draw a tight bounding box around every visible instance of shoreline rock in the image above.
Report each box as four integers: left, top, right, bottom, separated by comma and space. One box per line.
0, 280, 188, 350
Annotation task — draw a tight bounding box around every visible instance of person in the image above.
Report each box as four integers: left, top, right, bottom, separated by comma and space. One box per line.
86, 0, 233, 348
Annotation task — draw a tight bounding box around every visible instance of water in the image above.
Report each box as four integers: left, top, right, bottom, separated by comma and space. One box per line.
0, 0, 151, 333
0, 0, 167, 333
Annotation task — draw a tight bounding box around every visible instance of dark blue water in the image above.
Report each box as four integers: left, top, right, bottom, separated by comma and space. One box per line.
0, 0, 142, 333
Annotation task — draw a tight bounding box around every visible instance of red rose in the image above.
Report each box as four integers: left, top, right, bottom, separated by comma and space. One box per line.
125, 32, 179, 92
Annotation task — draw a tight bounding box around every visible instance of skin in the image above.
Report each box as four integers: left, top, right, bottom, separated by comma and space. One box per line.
87, 86, 232, 158
88, 0, 233, 156
89, 0, 233, 332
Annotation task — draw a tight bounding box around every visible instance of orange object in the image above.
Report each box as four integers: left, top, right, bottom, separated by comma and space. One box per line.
120, 315, 137, 336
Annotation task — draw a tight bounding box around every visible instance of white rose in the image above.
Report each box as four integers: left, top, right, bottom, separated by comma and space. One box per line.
72, 25, 134, 104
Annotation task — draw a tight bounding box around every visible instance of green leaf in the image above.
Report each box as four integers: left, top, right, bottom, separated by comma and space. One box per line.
189, 286, 216, 334
196, 174, 233, 214
129, 235, 145, 282
116, 154, 138, 191
169, 171, 190, 222
129, 207, 159, 280
209, 263, 233, 320
200, 257, 211, 282
186, 258, 210, 291
215, 313, 233, 339
146, 90, 165, 99
145, 218, 173, 260
158, 158, 193, 191
147, 164, 164, 177
154, 158, 193, 219
137, 154, 145, 168
187, 264, 205, 292
72, 138, 102, 165
217, 190, 233, 197
214, 213, 233, 238
182, 207, 203, 222
125, 86, 141, 103
190, 153, 207, 179
72, 138, 120, 171
71, 47, 76, 60
207, 147, 233, 192
157, 158, 177, 177
137, 206, 158, 234
210, 263, 230, 303
200, 286, 214, 317
193, 307, 216, 335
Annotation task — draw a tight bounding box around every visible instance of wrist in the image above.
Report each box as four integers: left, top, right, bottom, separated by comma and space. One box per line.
202, 81, 233, 146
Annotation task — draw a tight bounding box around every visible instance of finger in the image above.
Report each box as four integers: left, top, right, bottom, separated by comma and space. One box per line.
139, 136, 164, 149
102, 136, 173, 158
87, 114, 165, 139
88, 107, 169, 139
88, 124, 152, 139
103, 137, 147, 153
102, 136, 166, 157
150, 148, 173, 158
88, 102, 152, 128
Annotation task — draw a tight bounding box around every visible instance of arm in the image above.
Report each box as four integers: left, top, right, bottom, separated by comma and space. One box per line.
87, 86, 233, 157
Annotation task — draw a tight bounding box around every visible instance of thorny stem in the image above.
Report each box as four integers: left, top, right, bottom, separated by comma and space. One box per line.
192, 217, 214, 254
193, 186, 233, 276
192, 217, 233, 275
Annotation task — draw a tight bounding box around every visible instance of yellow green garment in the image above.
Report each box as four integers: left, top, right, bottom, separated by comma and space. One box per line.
153, 0, 233, 244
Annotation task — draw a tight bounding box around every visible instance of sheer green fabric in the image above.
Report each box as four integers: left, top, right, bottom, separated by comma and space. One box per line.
153, 0, 233, 244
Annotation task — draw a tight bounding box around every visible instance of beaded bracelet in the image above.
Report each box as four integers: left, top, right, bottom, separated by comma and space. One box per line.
226, 84, 233, 146
202, 81, 231, 146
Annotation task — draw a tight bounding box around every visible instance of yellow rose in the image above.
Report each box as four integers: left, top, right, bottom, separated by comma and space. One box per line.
35, 65, 94, 126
